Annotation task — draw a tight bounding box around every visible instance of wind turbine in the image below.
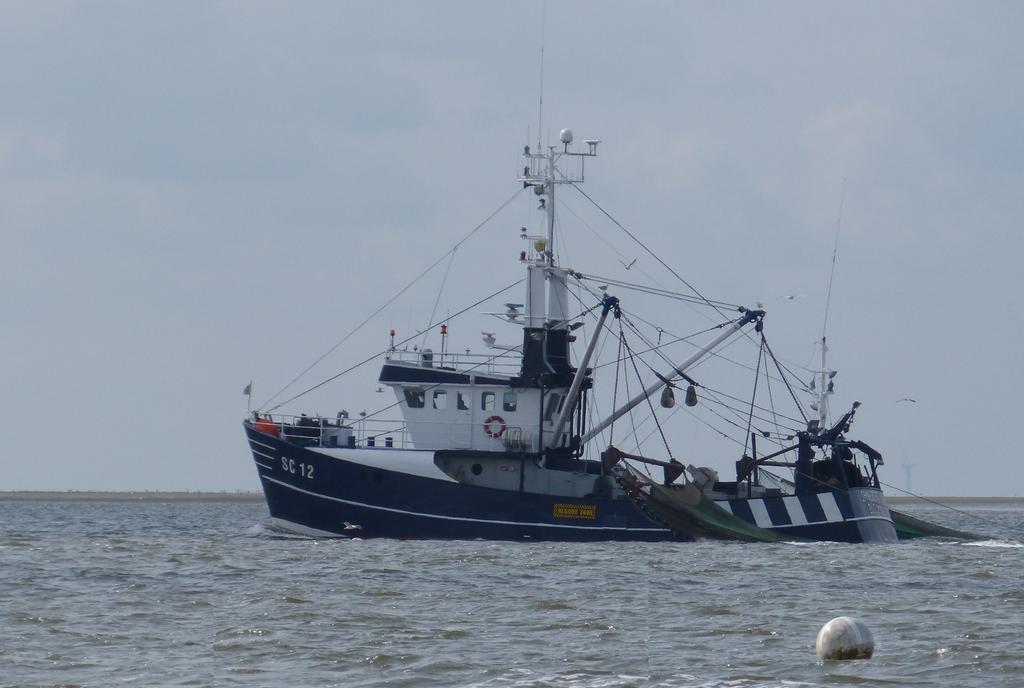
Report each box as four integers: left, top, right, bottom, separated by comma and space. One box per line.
901, 463, 918, 494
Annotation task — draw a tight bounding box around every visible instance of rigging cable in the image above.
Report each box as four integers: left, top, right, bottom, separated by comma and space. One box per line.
614, 311, 796, 434
420, 247, 458, 351
571, 182, 817, 391
597, 310, 793, 389
257, 187, 524, 410
571, 183, 731, 321
761, 334, 810, 424
617, 311, 796, 434
636, 403, 744, 448
618, 329, 641, 454
567, 273, 758, 385
761, 344, 785, 442
608, 333, 625, 448
556, 194, 670, 290
876, 482, 1007, 530
690, 382, 804, 429
743, 337, 766, 455
568, 285, 778, 447
575, 273, 741, 311
267, 278, 525, 412
696, 387, 800, 439
622, 332, 675, 461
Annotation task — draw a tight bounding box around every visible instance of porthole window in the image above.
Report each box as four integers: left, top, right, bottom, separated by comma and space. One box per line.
481, 391, 496, 411
403, 388, 425, 409
503, 390, 518, 412
471, 463, 483, 476
433, 390, 448, 410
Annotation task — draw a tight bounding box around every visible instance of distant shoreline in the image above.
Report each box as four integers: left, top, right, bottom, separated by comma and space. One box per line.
0, 491, 265, 502
0, 491, 1020, 505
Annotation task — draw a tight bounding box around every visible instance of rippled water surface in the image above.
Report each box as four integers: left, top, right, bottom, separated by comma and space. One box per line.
1, 499, 1022, 687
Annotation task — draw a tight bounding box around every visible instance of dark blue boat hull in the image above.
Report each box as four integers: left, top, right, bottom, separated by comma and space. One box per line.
245, 425, 896, 543
245, 425, 676, 541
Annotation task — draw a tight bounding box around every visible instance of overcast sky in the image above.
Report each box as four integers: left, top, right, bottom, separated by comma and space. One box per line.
2, 1, 1022, 495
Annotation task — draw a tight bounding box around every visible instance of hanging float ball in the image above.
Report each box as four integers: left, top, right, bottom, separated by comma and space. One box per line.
815, 617, 874, 660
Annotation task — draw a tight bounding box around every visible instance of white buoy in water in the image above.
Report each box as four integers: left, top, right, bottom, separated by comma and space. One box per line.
815, 616, 874, 660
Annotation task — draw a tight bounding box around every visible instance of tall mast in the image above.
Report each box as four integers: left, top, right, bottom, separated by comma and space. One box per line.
517, 129, 600, 338
519, 128, 599, 266
546, 148, 556, 263
517, 131, 600, 451
818, 337, 831, 429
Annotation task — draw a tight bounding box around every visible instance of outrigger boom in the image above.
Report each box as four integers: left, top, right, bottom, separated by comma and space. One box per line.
581, 308, 764, 444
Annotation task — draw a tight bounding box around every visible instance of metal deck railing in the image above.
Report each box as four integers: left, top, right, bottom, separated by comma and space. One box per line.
383, 349, 521, 376
248, 413, 531, 451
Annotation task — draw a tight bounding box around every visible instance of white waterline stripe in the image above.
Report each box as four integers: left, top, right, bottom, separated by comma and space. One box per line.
251, 448, 276, 462
249, 437, 276, 451
261, 476, 669, 533
767, 515, 893, 529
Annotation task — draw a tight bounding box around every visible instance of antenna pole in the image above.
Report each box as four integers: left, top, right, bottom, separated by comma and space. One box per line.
817, 178, 846, 429
537, 1, 546, 152
822, 178, 846, 340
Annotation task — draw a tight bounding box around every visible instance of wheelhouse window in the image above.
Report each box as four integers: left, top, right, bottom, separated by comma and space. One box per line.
481, 391, 496, 411
544, 392, 562, 420
457, 392, 470, 411
403, 388, 425, 409
503, 390, 517, 412
433, 390, 448, 410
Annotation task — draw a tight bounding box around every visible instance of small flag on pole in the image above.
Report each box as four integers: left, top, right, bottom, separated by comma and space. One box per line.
243, 382, 252, 396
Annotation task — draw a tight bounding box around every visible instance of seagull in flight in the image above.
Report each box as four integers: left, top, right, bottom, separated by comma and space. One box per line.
896, 398, 917, 403
621, 258, 637, 270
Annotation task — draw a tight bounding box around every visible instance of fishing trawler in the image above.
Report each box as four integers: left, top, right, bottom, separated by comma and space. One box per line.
243, 128, 902, 543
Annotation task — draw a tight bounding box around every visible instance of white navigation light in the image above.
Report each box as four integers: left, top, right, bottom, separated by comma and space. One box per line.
560, 128, 573, 144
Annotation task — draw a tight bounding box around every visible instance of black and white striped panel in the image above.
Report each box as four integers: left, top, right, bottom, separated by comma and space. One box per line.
718, 492, 855, 529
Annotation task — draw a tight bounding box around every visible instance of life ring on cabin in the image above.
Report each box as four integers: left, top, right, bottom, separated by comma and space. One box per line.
483, 415, 507, 438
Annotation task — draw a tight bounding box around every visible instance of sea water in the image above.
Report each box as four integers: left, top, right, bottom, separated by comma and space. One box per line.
1, 499, 1021, 687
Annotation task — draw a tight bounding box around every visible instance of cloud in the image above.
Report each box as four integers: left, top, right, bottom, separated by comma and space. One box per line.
0, 125, 69, 175
800, 100, 892, 179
